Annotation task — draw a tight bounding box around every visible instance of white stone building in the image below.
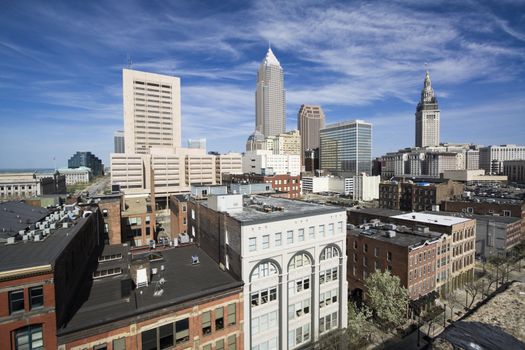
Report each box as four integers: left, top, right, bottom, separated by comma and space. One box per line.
242, 150, 300, 176
58, 167, 92, 185
352, 173, 380, 201
188, 194, 348, 350
479, 144, 525, 174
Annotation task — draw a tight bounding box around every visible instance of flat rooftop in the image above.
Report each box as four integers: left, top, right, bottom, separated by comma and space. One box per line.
391, 212, 471, 226
424, 211, 521, 224
348, 225, 442, 249
58, 245, 242, 337
0, 201, 49, 237
347, 207, 405, 217
123, 197, 152, 216
205, 195, 345, 225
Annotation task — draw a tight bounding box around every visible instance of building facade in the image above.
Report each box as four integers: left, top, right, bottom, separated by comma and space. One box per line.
0, 172, 66, 199
479, 145, 525, 174
114, 130, 125, 153
242, 150, 300, 177
223, 173, 301, 199
58, 167, 92, 185
415, 71, 440, 148
298, 105, 325, 166
352, 174, 380, 201
503, 160, 525, 184
255, 48, 285, 137
319, 120, 372, 177
187, 195, 348, 350
123, 69, 182, 154
68, 151, 104, 177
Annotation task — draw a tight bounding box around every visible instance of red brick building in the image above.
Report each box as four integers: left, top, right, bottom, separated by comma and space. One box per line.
222, 173, 301, 198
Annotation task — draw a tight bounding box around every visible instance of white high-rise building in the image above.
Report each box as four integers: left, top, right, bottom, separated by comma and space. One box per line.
415, 71, 440, 148
479, 144, 525, 174
123, 69, 181, 154
255, 48, 285, 137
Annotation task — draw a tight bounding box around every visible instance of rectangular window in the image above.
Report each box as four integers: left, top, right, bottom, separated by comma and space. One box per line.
374, 247, 379, 257
175, 318, 189, 344
319, 224, 325, 236
298, 228, 305, 241
337, 221, 343, 233
203, 345, 212, 350
9, 290, 24, 314
249, 237, 257, 252
363, 244, 368, 253
141, 329, 157, 350
262, 235, 270, 249
227, 303, 236, 325
215, 307, 224, 330
387, 251, 392, 261
29, 286, 44, 310
113, 338, 126, 350
202, 311, 212, 335
15, 325, 43, 350
309, 226, 315, 239
328, 223, 334, 235
287, 230, 294, 244
216, 339, 225, 350
275, 232, 282, 246
228, 335, 236, 350
93, 344, 107, 350
159, 323, 174, 349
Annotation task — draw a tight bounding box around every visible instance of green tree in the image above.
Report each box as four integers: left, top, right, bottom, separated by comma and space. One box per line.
346, 302, 372, 347
365, 270, 409, 331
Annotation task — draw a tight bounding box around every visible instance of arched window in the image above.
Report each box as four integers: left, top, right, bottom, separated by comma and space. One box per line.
289, 253, 311, 270
320, 246, 340, 261
251, 261, 279, 280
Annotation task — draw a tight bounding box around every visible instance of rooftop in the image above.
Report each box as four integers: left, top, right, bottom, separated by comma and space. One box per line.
58, 245, 242, 337
204, 195, 344, 225
348, 223, 443, 249
391, 212, 471, 226
123, 196, 152, 215
0, 201, 49, 238
0, 203, 94, 273
348, 207, 405, 217
424, 211, 521, 224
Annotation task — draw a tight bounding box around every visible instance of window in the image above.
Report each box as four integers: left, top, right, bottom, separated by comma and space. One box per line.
175, 318, 189, 344
289, 253, 311, 269
216, 339, 224, 350
202, 311, 212, 335
298, 228, 305, 241
9, 290, 24, 314
288, 277, 310, 295
363, 244, 368, 253
29, 287, 44, 310
287, 230, 294, 244
141, 329, 157, 350
252, 310, 278, 335
203, 345, 212, 350
227, 303, 236, 325
309, 226, 315, 239
159, 323, 174, 349
262, 235, 270, 249
249, 237, 257, 252
387, 251, 392, 261
354, 241, 358, 249
94, 344, 107, 350
374, 247, 379, 257
15, 324, 43, 350
251, 262, 278, 279
321, 246, 339, 260
215, 307, 224, 330
275, 232, 282, 246
328, 223, 334, 235
337, 221, 343, 233
228, 335, 236, 350
319, 224, 325, 236
288, 299, 310, 320
113, 338, 126, 350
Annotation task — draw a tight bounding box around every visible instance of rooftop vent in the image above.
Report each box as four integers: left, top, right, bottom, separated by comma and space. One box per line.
386, 230, 396, 238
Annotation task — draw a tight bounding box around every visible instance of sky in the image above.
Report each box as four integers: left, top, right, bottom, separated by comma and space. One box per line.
0, 0, 524, 169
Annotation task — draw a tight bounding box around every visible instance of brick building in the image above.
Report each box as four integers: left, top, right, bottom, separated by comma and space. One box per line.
121, 196, 156, 247
57, 245, 244, 350
379, 180, 464, 211
0, 201, 104, 350
347, 223, 445, 300
170, 194, 190, 239
222, 173, 301, 198
348, 209, 476, 290
92, 193, 123, 245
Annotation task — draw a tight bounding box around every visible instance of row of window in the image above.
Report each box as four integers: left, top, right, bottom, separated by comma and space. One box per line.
353, 241, 393, 261
288, 299, 310, 321
319, 267, 338, 285
319, 288, 338, 308
252, 337, 278, 350
288, 323, 310, 348
0, 185, 33, 190
251, 287, 278, 307
252, 310, 278, 335
248, 223, 343, 252
8, 287, 44, 314
319, 312, 338, 334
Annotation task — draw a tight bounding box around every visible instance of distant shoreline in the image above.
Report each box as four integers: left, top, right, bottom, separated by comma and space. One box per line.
0, 168, 56, 173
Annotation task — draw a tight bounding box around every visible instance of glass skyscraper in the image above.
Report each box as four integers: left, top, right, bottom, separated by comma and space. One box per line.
319, 120, 372, 177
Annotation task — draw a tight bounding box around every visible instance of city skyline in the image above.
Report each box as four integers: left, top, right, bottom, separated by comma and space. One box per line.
1, 0, 525, 168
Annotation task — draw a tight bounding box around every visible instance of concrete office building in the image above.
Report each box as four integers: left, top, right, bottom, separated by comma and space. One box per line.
57, 167, 92, 185
68, 151, 104, 177
255, 48, 285, 137
479, 144, 525, 174
187, 194, 348, 350
123, 69, 181, 154
242, 150, 300, 176
503, 160, 525, 184
353, 174, 380, 201
442, 169, 507, 185
114, 130, 125, 153
298, 105, 325, 166
415, 71, 440, 148
320, 120, 372, 177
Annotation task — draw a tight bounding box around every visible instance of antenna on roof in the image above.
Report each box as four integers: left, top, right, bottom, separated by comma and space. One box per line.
127, 54, 133, 69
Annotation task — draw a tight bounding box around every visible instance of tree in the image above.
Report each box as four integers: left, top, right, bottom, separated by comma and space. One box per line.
443, 290, 460, 321
346, 303, 373, 347
464, 278, 484, 309
365, 270, 409, 331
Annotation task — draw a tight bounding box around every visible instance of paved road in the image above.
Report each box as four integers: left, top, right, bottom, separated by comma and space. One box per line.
82, 176, 111, 197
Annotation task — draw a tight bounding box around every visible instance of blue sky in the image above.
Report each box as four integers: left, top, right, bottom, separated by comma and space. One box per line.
1, 0, 524, 168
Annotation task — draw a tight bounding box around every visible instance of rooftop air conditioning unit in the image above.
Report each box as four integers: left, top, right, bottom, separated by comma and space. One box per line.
63, 223, 69, 228
6, 237, 15, 244
43, 228, 51, 235
34, 234, 42, 241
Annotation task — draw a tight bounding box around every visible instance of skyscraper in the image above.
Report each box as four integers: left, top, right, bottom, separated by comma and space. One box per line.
319, 120, 372, 177
123, 69, 181, 154
298, 105, 325, 165
415, 71, 440, 148
255, 48, 285, 137
114, 130, 125, 153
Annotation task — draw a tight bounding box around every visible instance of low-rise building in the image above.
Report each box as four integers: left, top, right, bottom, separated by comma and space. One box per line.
121, 196, 156, 246
91, 193, 123, 245
347, 223, 447, 299
58, 166, 93, 185
379, 179, 464, 211
188, 194, 348, 349
0, 172, 66, 199
352, 174, 380, 201
503, 160, 525, 184
223, 173, 301, 198
442, 169, 507, 185
242, 150, 300, 177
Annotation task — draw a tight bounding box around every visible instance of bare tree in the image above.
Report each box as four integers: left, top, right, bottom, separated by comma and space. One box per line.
443, 290, 461, 321
464, 278, 484, 309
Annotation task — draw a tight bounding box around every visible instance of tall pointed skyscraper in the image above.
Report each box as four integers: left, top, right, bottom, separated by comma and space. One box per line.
415, 71, 440, 148
255, 47, 285, 137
